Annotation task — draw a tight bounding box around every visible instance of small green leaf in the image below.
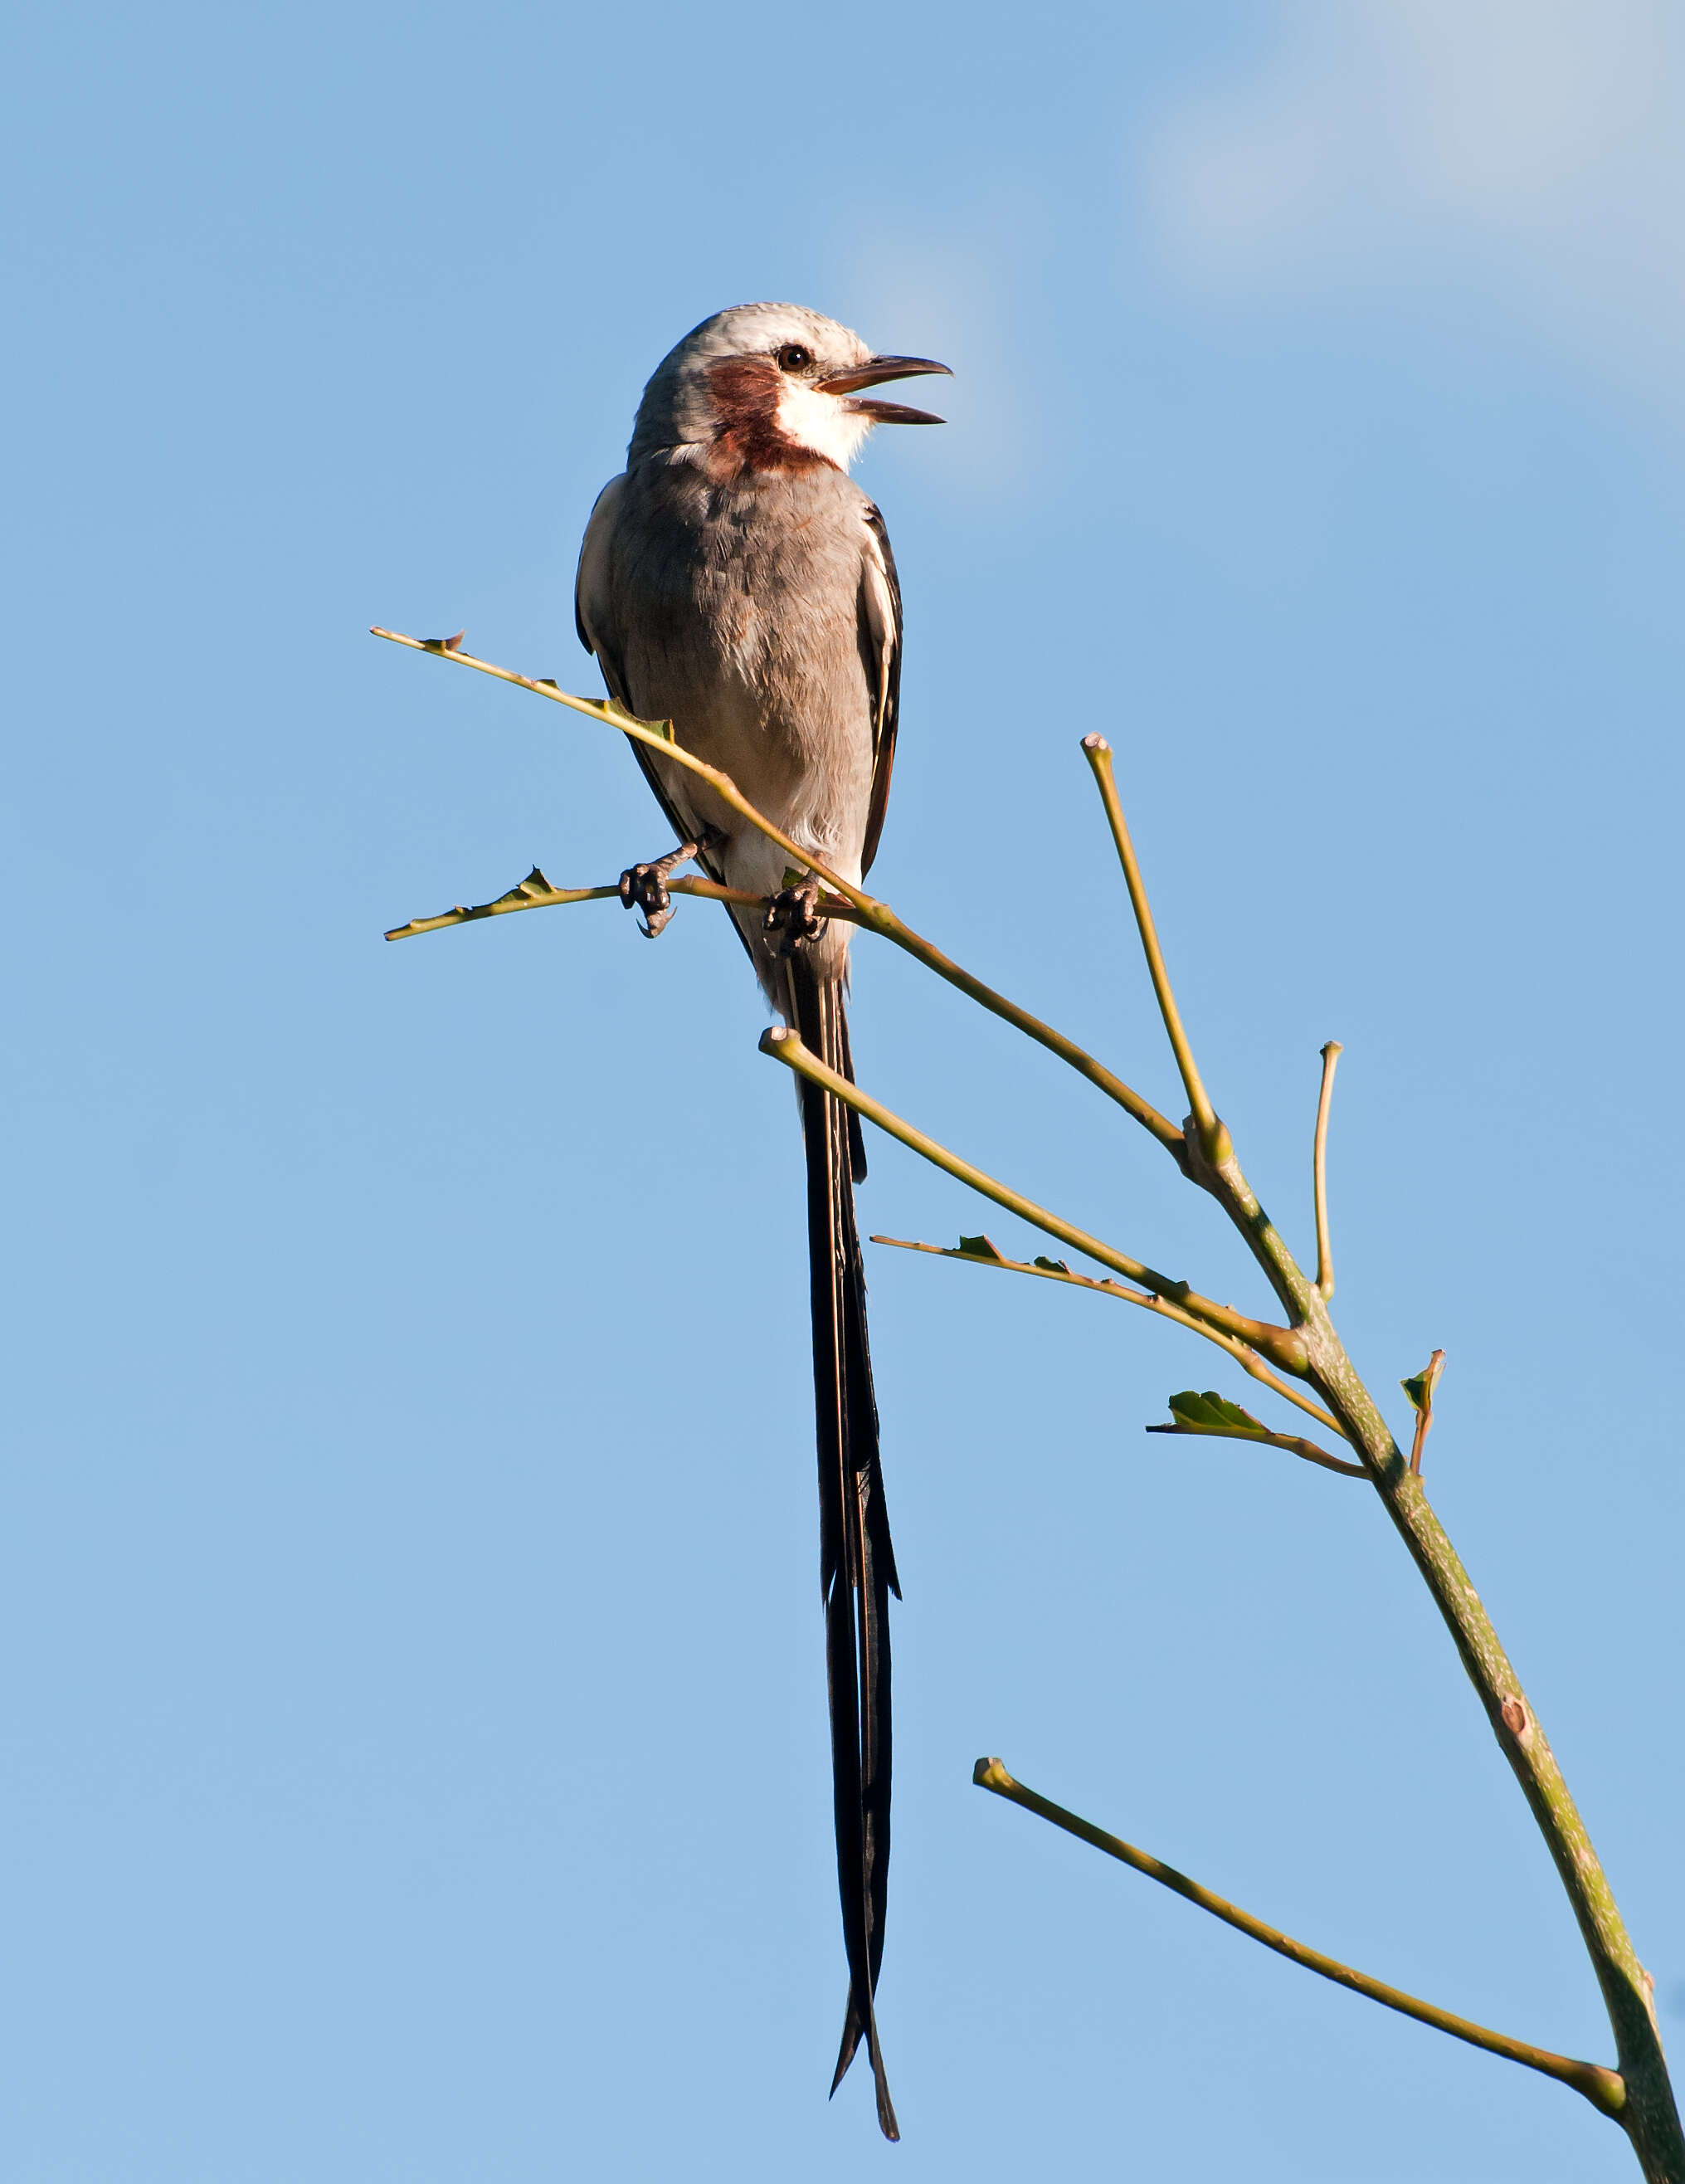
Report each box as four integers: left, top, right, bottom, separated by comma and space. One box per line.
1033, 1255, 1071, 1275
956, 1234, 1007, 1262
1165, 1389, 1268, 1435
1400, 1350, 1447, 1413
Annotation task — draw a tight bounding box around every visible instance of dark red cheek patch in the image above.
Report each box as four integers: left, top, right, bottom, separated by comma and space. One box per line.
705, 354, 837, 480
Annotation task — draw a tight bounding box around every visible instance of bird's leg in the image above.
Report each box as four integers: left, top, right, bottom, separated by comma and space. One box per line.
764, 878, 826, 956
617, 841, 699, 939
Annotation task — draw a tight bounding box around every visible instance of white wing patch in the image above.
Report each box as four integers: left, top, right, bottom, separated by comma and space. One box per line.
860, 511, 897, 744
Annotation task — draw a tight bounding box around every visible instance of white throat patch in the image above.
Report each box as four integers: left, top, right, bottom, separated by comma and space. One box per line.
775, 378, 874, 470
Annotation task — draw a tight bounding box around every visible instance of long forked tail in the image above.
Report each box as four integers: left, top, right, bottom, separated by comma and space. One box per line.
788, 957, 901, 2143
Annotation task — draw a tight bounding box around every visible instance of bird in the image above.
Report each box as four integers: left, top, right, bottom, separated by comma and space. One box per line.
573, 303, 949, 2139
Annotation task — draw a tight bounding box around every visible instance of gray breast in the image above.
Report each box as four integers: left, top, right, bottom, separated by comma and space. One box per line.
603, 461, 879, 881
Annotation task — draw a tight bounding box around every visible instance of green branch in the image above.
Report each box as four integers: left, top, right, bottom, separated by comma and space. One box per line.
972, 1758, 1626, 2120
1067, 736, 1680, 2173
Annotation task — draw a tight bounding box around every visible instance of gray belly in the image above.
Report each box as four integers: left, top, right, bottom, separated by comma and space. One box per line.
609, 467, 877, 904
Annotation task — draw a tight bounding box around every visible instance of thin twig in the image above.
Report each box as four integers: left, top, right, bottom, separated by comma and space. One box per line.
372, 625, 870, 889
1081, 734, 1226, 1164
1313, 1041, 1342, 1300
1144, 1415, 1365, 1480
870, 1234, 1343, 1435
388, 870, 615, 940
383, 864, 852, 943
868, 903, 1186, 1159
373, 630, 1186, 1157
760, 1026, 1307, 1369
972, 1758, 1626, 2120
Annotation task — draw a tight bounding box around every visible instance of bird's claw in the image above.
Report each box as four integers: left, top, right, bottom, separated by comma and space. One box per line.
618, 841, 699, 939
764, 880, 826, 956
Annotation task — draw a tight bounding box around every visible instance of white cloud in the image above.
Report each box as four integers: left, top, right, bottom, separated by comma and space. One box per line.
1145, 2, 1685, 405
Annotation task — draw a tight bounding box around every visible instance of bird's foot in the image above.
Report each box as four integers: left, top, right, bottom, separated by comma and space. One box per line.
617, 842, 699, 939
764, 879, 826, 956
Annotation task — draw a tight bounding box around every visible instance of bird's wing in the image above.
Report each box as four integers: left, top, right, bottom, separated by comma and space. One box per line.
576, 472, 730, 888
574, 473, 626, 675
857, 503, 903, 880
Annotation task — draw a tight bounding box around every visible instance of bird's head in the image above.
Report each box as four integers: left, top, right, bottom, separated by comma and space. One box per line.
628, 302, 950, 477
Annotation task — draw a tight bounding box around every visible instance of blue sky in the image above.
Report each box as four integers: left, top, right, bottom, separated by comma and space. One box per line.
5, 2, 1683, 2177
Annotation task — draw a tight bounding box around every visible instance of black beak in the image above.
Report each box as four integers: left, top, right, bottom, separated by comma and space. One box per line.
816, 353, 952, 425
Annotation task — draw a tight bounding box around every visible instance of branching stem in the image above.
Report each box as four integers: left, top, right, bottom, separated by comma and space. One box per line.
972, 1759, 1626, 2120
760, 1026, 1306, 1369
869, 1234, 1343, 1436
375, 625, 1684, 2180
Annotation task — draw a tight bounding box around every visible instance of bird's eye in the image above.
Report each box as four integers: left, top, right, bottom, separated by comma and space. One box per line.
776, 344, 812, 373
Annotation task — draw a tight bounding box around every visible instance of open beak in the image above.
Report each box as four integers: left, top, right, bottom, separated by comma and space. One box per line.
816, 353, 952, 425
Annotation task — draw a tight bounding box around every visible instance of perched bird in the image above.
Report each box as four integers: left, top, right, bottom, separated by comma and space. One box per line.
573, 303, 949, 2138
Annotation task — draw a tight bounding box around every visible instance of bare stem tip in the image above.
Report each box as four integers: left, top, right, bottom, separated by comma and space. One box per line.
1313, 1039, 1343, 1302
